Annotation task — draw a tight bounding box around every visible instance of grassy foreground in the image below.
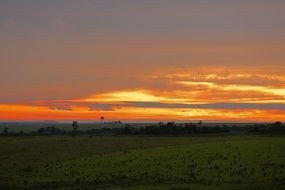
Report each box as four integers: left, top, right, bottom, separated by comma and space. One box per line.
0, 135, 284, 189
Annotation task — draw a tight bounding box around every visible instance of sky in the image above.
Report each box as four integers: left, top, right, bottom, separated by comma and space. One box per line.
1, 0, 285, 122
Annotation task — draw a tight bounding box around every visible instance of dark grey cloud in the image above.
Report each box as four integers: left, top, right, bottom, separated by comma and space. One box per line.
84, 102, 285, 110
32, 99, 285, 111
120, 102, 285, 110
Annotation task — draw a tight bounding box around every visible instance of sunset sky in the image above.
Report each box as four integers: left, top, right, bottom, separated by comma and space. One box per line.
1, 0, 285, 122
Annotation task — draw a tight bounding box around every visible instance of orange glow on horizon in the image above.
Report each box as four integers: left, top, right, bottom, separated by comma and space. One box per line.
1, 103, 285, 122
1, 70, 285, 122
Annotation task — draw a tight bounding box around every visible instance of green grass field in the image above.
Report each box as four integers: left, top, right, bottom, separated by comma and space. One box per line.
0, 135, 284, 190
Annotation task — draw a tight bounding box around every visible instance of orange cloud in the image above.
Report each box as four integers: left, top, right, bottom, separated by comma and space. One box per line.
1, 65, 285, 122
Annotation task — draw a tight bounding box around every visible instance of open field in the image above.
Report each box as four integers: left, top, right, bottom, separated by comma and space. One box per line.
0, 135, 284, 190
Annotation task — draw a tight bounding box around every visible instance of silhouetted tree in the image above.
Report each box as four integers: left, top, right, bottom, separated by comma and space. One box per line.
271, 121, 283, 132
167, 122, 175, 127
3, 127, 8, 135
272, 121, 282, 127
72, 121, 79, 137
100, 116, 105, 124
37, 126, 64, 135
124, 124, 133, 134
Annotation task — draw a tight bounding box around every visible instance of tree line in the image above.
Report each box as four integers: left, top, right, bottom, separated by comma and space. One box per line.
1, 121, 284, 136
